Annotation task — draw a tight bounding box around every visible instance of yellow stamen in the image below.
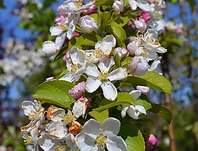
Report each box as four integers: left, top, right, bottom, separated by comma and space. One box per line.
96, 134, 107, 149
99, 72, 108, 81
95, 48, 104, 58
71, 64, 79, 73
64, 113, 76, 125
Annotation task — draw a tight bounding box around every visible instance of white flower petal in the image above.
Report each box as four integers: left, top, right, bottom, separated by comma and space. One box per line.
65, 134, 78, 149
106, 135, 127, 151
85, 64, 100, 78
127, 106, 139, 119
67, 21, 76, 40
38, 136, 55, 151
96, 35, 116, 55
121, 107, 128, 118
82, 119, 100, 139
42, 41, 58, 56
135, 105, 146, 115
149, 60, 160, 71
128, 0, 137, 10
46, 121, 67, 139
156, 47, 167, 53
137, 1, 154, 12
50, 26, 63, 36
108, 68, 127, 81
69, 47, 86, 66
59, 73, 81, 82
55, 33, 66, 50
86, 77, 102, 93
101, 82, 117, 101
98, 57, 115, 73
102, 117, 120, 136
72, 101, 86, 118
129, 90, 141, 100
76, 134, 98, 151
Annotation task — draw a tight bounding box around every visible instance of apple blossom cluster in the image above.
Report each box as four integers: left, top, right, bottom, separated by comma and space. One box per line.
21, 0, 168, 150
0, 39, 45, 86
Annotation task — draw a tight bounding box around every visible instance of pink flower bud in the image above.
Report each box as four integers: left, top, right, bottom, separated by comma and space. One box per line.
55, 16, 67, 26
148, 134, 159, 146
136, 85, 150, 94
69, 82, 86, 99
127, 39, 141, 55
72, 32, 80, 38
128, 56, 149, 75
114, 47, 128, 58
175, 28, 184, 35
140, 11, 151, 22
134, 19, 147, 33
113, 0, 124, 14
80, 16, 98, 33
83, 5, 97, 15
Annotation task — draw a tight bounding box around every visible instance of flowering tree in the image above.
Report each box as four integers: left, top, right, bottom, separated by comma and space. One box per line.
20, 0, 173, 151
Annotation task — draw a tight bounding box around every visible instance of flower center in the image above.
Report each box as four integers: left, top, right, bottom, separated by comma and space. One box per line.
96, 134, 107, 149
95, 48, 104, 58
24, 136, 32, 144
55, 145, 67, 151
64, 114, 76, 125
71, 64, 79, 73
99, 72, 108, 81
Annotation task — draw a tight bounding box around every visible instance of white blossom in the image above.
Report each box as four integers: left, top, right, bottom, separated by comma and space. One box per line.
85, 57, 127, 100
60, 47, 86, 82
76, 118, 127, 151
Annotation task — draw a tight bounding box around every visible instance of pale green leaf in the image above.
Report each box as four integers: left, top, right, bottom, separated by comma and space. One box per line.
125, 71, 172, 94
89, 110, 109, 122
93, 92, 135, 112
111, 21, 126, 47
33, 80, 75, 109
126, 131, 145, 151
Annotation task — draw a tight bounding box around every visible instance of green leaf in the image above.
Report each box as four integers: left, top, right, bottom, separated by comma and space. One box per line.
75, 34, 97, 48
135, 99, 152, 111
93, 92, 135, 112
33, 80, 75, 109
150, 103, 172, 123
126, 131, 145, 151
125, 71, 172, 94
96, 0, 113, 6
188, 0, 196, 12
111, 21, 126, 47
89, 110, 109, 122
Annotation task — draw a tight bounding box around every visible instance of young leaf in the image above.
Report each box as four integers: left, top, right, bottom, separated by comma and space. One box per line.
89, 110, 109, 122
126, 130, 145, 151
93, 92, 135, 112
33, 80, 75, 109
135, 99, 152, 111
125, 71, 172, 94
111, 21, 126, 47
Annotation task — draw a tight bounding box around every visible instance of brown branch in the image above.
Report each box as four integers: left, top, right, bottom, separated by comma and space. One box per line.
161, 53, 177, 151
